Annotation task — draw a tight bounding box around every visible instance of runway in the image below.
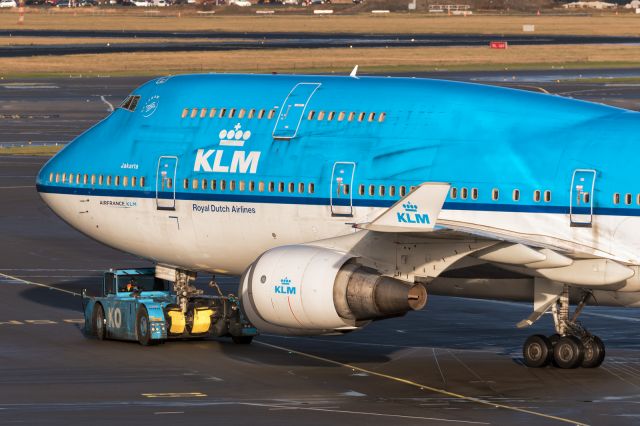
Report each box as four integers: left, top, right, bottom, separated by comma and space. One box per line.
2, 30, 640, 57
3, 72, 640, 425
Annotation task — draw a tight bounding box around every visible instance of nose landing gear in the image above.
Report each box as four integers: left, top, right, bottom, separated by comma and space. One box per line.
521, 285, 605, 369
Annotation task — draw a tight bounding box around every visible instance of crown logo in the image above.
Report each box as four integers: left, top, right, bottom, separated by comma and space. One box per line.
402, 201, 418, 213
280, 277, 291, 286
219, 123, 251, 147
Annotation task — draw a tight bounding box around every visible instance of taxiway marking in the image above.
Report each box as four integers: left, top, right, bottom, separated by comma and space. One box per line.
256, 341, 587, 426
142, 392, 207, 398
0, 271, 80, 296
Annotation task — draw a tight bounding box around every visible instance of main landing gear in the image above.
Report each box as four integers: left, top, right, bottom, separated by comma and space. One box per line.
521, 284, 605, 369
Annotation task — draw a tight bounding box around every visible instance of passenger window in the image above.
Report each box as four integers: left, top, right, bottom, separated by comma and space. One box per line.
288, 182, 294, 193
115, 176, 120, 187
258, 181, 265, 192
140, 177, 145, 188
451, 188, 457, 199
343, 184, 350, 195
389, 186, 396, 197
298, 182, 304, 193
544, 190, 551, 202
613, 193, 620, 204
181, 108, 189, 118
368, 112, 376, 122
131, 176, 136, 187
308, 183, 315, 194
534, 190, 541, 202
75, 174, 80, 185
258, 109, 265, 119
358, 184, 365, 196
209, 108, 217, 118
239, 109, 246, 119
268, 109, 276, 119
239, 181, 245, 192
230, 180, 236, 191
219, 108, 227, 118
471, 188, 478, 200
278, 182, 284, 193
229, 108, 236, 118
399, 186, 406, 197
48, 172, 53, 182
91, 175, 96, 185
166, 178, 172, 189
200, 108, 208, 118
379, 185, 385, 196
307, 111, 315, 120
191, 108, 198, 118
492, 188, 499, 201
338, 112, 346, 121
368, 185, 375, 196
328, 112, 335, 121
210, 179, 217, 191
626, 193, 632, 205
358, 112, 366, 122
461, 188, 468, 200
248, 109, 256, 119
269, 182, 274, 192
317, 111, 325, 121
249, 181, 255, 192
122, 176, 128, 187
348, 112, 356, 122
201, 179, 207, 190
220, 180, 226, 191
63, 173, 68, 183
183, 178, 188, 190
513, 189, 520, 201
192, 179, 199, 190
410, 186, 417, 192
378, 112, 386, 122
83, 174, 88, 185
55, 173, 60, 183
106, 176, 111, 186
98, 175, 103, 185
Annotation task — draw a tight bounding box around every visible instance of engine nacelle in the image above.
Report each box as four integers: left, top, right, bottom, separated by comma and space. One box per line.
239, 245, 427, 335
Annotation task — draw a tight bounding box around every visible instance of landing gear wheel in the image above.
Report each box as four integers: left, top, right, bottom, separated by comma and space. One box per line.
136, 306, 153, 346
581, 336, 605, 368
231, 336, 253, 345
553, 336, 584, 369
93, 303, 106, 340
548, 333, 561, 347
523, 334, 552, 368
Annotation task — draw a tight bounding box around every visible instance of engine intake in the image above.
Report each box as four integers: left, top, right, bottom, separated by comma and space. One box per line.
239, 245, 427, 335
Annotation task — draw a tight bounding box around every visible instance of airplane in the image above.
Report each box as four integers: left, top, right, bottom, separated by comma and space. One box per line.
36, 72, 640, 370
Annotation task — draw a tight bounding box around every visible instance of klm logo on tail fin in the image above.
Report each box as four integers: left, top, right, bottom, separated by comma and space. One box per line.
396, 201, 430, 224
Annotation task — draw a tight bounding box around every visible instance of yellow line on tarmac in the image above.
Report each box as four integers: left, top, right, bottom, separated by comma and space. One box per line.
256, 341, 587, 426
0, 272, 80, 296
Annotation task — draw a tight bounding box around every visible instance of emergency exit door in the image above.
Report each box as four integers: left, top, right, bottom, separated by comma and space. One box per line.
156, 156, 178, 211
330, 162, 355, 217
570, 169, 596, 227
272, 83, 321, 140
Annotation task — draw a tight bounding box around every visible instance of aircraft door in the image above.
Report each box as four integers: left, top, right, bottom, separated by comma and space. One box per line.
570, 169, 596, 227
156, 156, 178, 211
273, 82, 321, 140
330, 162, 355, 217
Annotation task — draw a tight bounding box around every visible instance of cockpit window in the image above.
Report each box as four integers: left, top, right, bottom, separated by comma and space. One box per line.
119, 95, 141, 112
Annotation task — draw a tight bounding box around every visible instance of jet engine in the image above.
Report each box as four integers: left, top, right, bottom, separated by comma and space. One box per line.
239, 245, 427, 335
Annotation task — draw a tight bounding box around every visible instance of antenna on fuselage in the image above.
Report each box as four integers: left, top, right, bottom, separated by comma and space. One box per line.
350, 65, 359, 79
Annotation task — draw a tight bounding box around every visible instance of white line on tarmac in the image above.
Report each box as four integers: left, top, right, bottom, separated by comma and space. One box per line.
100, 95, 114, 112
0, 186, 34, 189
0, 272, 80, 297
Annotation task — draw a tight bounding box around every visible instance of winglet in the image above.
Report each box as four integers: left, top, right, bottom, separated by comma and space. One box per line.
350, 65, 359, 78
359, 182, 450, 233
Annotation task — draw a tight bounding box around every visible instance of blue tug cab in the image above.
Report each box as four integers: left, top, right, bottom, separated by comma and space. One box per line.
82, 268, 257, 345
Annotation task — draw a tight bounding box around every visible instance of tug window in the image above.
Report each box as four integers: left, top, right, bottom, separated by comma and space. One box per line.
190, 108, 198, 118
338, 112, 346, 121
348, 112, 356, 122
308, 183, 315, 194
181, 108, 189, 118
544, 190, 551, 202
200, 108, 208, 118
513, 189, 520, 201
492, 188, 499, 201
378, 112, 386, 123
307, 110, 315, 120
534, 190, 541, 202
209, 108, 217, 118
